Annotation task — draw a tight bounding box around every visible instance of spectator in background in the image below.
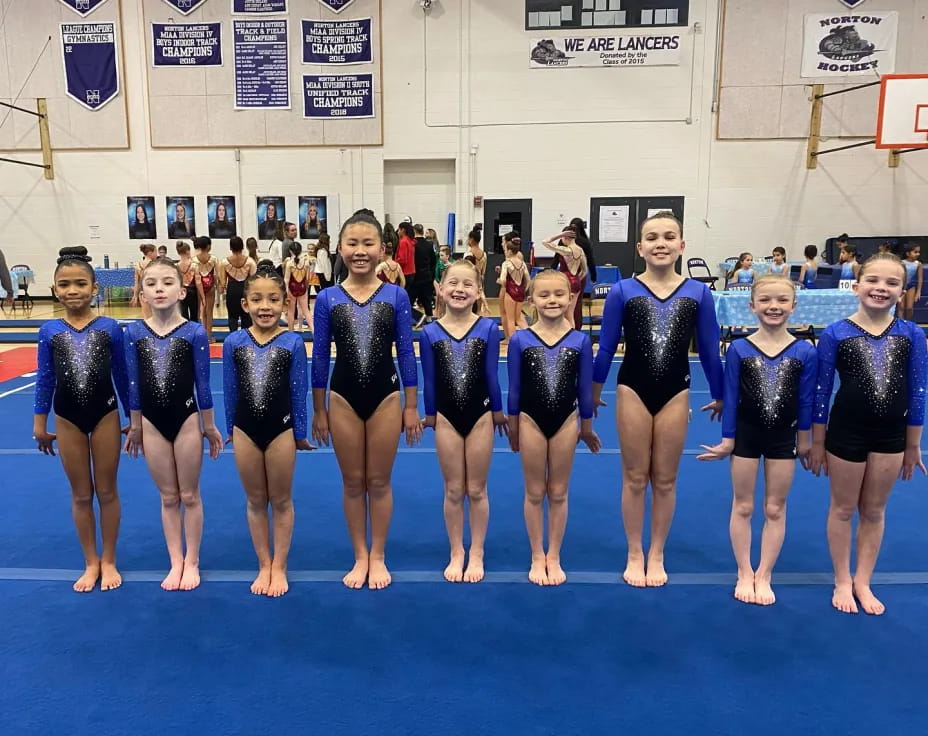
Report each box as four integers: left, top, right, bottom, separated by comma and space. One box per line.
246, 236, 259, 263
411, 224, 438, 328
0, 247, 12, 307
426, 228, 440, 252
396, 222, 417, 289
383, 221, 399, 252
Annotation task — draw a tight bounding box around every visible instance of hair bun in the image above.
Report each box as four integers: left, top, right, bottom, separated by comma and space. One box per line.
255, 260, 277, 276
57, 246, 92, 264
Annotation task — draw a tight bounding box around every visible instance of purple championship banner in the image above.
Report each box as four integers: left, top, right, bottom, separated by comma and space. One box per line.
160, 0, 209, 14
152, 23, 222, 67
232, 0, 287, 12
317, 0, 356, 13
233, 19, 290, 109
302, 18, 372, 65
60, 22, 120, 111
57, 0, 111, 16
303, 73, 373, 119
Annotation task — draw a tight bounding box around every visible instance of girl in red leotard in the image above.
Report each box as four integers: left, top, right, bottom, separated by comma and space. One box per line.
194, 237, 219, 341
544, 226, 587, 329
495, 233, 529, 342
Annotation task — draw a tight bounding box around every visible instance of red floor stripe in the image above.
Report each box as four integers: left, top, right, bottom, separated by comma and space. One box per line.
0, 347, 37, 383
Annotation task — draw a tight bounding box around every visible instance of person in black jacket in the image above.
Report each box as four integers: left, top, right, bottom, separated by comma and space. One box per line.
410, 224, 437, 327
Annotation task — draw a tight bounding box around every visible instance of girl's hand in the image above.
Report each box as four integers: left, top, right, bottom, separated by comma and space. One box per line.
900, 445, 927, 481
421, 415, 436, 431
312, 411, 330, 446
508, 416, 520, 452
808, 443, 828, 477
296, 438, 317, 451
593, 396, 607, 418
403, 407, 422, 446
34, 429, 57, 456
701, 400, 723, 422
124, 425, 144, 458
697, 438, 734, 461
492, 411, 509, 437
797, 438, 813, 471
203, 425, 223, 459
579, 429, 601, 454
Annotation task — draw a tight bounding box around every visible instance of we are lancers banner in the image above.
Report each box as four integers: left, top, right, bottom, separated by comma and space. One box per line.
801, 11, 897, 77
529, 33, 682, 68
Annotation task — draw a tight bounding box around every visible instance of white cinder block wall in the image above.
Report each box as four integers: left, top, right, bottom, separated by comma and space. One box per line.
1, 0, 926, 286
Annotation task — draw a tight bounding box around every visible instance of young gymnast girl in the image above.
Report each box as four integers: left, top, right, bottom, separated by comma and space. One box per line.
195, 236, 219, 340
221, 236, 256, 332
420, 259, 507, 583
124, 257, 223, 591
312, 212, 421, 590
900, 243, 923, 321
176, 241, 202, 323
810, 253, 926, 616
728, 252, 755, 288
543, 226, 588, 329
592, 211, 724, 587
797, 245, 818, 289
698, 275, 817, 605
131, 243, 156, 319
838, 244, 860, 282
769, 247, 788, 276
284, 242, 311, 332
496, 232, 529, 342
223, 264, 312, 597
34, 247, 130, 592
375, 243, 405, 286
508, 269, 600, 586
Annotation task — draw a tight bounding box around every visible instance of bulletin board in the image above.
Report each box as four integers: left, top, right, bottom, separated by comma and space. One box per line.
0, 0, 129, 152
142, 0, 383, 148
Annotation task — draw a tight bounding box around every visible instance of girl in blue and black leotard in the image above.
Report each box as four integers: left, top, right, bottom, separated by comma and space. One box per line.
769, 246, 789, 276
809, 253, 927, 618
33, 247, 129, 594
797, 244, 819, 289
312, 212, 421, 592
728, 252, 755, 288
592, 211, 724, 589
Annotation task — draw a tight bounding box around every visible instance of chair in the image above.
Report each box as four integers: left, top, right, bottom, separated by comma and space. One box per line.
686, 258, 719, 290
585, 282, 615, 338
9, 264, 34, 310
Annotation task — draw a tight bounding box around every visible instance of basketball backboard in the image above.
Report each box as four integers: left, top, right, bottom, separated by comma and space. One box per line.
876, 74, 928, 149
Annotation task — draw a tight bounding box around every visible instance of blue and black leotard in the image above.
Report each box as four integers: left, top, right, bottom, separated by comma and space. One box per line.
312, 283, 417, 421
507, 328, 593, 439
419, 317, 503, 437
34, 316, 129, 434
125, 320, 213, 442
222, 329, 308, 451
593, 277, 724, 416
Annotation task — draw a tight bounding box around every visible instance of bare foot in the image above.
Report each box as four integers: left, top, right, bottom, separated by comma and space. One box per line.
368, 557, 392, 590
100, 562, 122, 591
161, 565, 184, 591
734, 573, 755, 604
73, 562, 100, 593
753, 575, 775, 605
251, 567, 271, 595
179, 564, 200, 591
463, 552, 485, 583
343, 558, 369, 589
832, 582, 859, 614
546, 557, 567, 586
528, 556, 548, 586
267, 567, 289, 598
444, 551, 465, 583
853, 582, 885, 616
623, 555, 647, 588
645, 555, 668, 587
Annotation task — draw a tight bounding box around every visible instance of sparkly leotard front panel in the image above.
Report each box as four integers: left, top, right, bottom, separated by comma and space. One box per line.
507, 329, 593, 439
592, 278, 724, 416
222, 330, 308, 451
125, 320, 213, 442
814, 318, 927, 429
721, 339, 818, 438
420, 317, 502, 437
34, 317, 130, 434
311, 283, 417, 421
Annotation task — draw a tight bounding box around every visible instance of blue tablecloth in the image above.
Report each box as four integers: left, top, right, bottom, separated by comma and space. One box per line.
1, 267, 34, 298
713, 288, 858, 326
94, 268, 135, 288
717, 261, 800, 280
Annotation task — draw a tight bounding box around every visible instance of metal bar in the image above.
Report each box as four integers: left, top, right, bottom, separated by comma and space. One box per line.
811, 139, 876, 156
0, 100, 44, 118
0, 156, 51, 170
893, 147, 928, 155
814, 80, 881, 100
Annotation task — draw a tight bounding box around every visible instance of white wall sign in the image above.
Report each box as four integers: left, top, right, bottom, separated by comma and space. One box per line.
599, 205, 629, 242
801, 11, 897, 78
529, 32, 682, 69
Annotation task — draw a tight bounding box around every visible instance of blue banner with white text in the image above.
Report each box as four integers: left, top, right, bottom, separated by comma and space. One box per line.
233, 0, 287, 12
302, 18, 372, 65
152, 23, 222, 67
161, 0, 209, 15
303, 74, 373, 118
317, 0, 355, 14
58, 0, 111, 16
233, 19, 290, 109
60, 22, 120, 111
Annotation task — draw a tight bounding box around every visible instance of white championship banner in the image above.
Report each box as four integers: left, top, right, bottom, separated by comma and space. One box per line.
801, 11, 897, 78
529, 32, 682, 69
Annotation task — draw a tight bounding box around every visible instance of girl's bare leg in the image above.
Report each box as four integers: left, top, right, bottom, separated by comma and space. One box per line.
499, 292, 512, 341
55, 415, 100, 592
645, 390, 690, 586
233, 429, 272, 595
328, 392, 370, 588
544, 413, 579, 585
140, 416, 184, 590
853, 451, 904, 615
729, 455, 759, 603
202, 291, 215, 339
435, 414, 467, 582
89, 411, 123, 591
462, 412, 494, 582
616, 386, 654, 587
754, 458, 795, 605
825, 452, 867, 614
298, 293, 310, 332
518, 413, 550, 586
174, 414, 206, 590
364, 394, 402, 589
514, 299, 528, 330
265, 430, 297, 597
